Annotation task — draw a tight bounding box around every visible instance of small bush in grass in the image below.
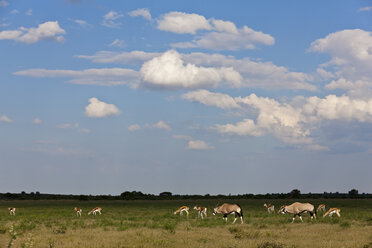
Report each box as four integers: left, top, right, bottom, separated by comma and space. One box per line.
339, 221, 351, 228
363, 242, 372, 248
163, 221, 176, 234
52, 225, 67, 234
257, 241, 285, 248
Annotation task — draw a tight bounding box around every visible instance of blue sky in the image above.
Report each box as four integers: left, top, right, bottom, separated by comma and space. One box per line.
1, 0, 372, 195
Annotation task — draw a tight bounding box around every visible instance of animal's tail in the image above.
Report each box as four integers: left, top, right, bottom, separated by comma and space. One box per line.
237, 204, 243, 218
313, 204, 317, 218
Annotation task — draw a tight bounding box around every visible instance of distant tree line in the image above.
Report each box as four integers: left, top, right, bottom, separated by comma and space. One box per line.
0, 188, 369, 201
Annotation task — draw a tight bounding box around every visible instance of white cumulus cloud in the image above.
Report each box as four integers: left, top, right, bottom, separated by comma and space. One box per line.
84, 97, 120, 118
152, 121, 171, 131
140, 50, 242, 90
0, 21, 65, 43
33, 117, 41, 124
187, 140, 214, 150
102, 11, 123, 28
128, 124, 141, 131
157, 11, 212, 34
0, 115, 13, 123
129, 8, 152, 20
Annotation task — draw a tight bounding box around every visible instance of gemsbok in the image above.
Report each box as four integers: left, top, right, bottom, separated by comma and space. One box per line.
74, 207, 82, 217
193, 205, 207, 219
323, 208, 341, 218
317, 204, 326, 212
88, 207, 102, 215
264, 203, 275, 213
8, 207, 16, 216
174, 206, 189, 216
278, 202, 316, 223
213, 203, 243, 224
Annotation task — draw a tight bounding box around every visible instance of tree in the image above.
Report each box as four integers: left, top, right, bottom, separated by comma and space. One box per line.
348, 189, 358, 198
289, 189, 301, 198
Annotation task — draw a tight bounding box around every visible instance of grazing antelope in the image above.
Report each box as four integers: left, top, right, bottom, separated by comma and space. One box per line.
263, 203, 275, 213
88, 207, 102, 215
8, 207, 16, 216
279, 202, 316, 223
317, 204, 326, 212
174, 206, 189, 216
213, 203, 243, 224
74, 207, 82, 217
323, 208, 341, 218
193, 205, 207, 219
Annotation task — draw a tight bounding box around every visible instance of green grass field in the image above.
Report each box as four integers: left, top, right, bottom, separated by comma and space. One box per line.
0, 199, 371, 248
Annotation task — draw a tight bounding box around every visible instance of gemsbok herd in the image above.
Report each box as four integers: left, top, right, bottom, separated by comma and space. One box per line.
174, 202, 341, 224
5, 202, 341, 224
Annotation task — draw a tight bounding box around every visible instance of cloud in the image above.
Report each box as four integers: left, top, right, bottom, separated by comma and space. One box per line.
73, 19, 92, 28
183, 90, 372, 147
76, 50, 161, 65
10, 9, 19, 14
33, 118, 41, 124
0, 21, 66, 43
128, 124, 141, 131
310, 29, 372, 96
157, 12, 212, 34
57, 122, 79, 129
182, 89, 241, 109
26, 9, 32, 16
173, 25, 274, 51
108, 39, 125, 48
0, 0, 8, 7
187, 140, 214, 150
84, 97, 120, 118
14, 68, 140, 87
152, 120, 171, 131
358, 6, 372, 12
0, 115, 13, 123
102, 11, 123, 28
172, 134, 213, 150
129, 8, 152, 20
157, 11, 274, 50
80, 128, 91, 133
140, 50, 242, 90
76, 50, 314, 91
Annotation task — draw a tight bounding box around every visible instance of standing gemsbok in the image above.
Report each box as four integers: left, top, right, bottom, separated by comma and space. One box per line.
279, 202, 316, 223
213, 203, 243, 224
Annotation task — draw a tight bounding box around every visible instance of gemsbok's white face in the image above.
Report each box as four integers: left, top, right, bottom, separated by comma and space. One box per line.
280, 207, 287, 214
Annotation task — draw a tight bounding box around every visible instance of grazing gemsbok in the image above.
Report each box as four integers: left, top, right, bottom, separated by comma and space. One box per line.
74, 207, 82, 217
323, 208, 341, 218
174, 206, 189, 216
263, 203, 275, 213
193, 205, 207, 219
317, 204, 326, 212
8, 207, 16, 216
88, 207, 102, 215
213, 203, 243, 224
278, 202, 316, 223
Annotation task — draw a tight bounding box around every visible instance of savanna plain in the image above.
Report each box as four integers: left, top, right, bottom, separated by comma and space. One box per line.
0, 199, 372, 248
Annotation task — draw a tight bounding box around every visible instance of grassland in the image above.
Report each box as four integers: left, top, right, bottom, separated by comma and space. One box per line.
0, 199, 371, 248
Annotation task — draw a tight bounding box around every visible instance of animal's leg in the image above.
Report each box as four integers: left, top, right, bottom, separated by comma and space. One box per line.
186, 210, 189, 216
336, 212, 340, 217
240, 216, 243, 224
223, 214, 227, 222
292, 215, 296, 223
299, 215, 303, 222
